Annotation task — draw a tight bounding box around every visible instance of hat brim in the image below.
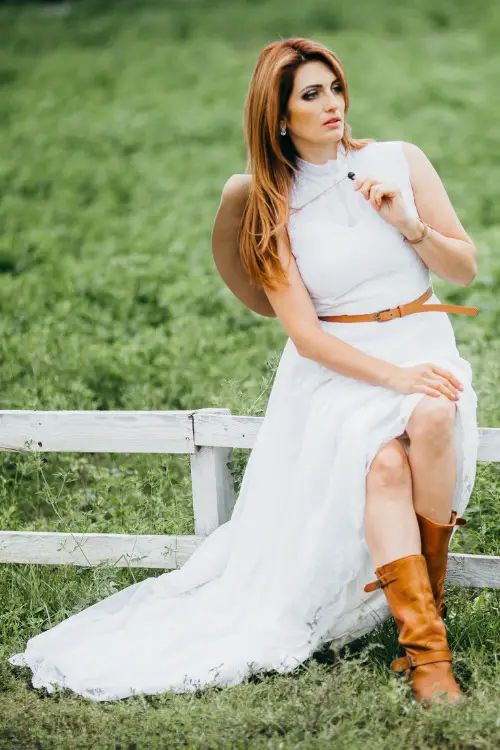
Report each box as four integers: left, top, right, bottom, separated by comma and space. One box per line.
211, 175, 277, 318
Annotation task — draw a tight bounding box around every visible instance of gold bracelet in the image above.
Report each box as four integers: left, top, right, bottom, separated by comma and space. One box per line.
403, 218, 432, 244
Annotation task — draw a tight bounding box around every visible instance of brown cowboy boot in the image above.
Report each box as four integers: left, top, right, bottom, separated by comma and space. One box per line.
390, 510, 466, 675
364, 553, 465, 707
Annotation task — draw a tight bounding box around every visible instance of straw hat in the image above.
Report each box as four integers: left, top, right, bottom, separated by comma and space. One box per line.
211, 174, 277, 318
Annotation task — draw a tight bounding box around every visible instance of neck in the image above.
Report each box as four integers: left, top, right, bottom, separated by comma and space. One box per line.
295, 140, 344, 165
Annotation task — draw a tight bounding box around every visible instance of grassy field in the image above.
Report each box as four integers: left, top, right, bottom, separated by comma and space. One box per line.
0, 0, 499, 747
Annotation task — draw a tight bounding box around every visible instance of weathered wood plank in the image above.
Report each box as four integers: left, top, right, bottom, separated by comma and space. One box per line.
193, 412, 263, 450
0, 410, 195, 454
0, 531, 202, 569
1, 412, 498, 461
189, 409, 236, 535
476, 427, 500, 462
446, 552, 500, 588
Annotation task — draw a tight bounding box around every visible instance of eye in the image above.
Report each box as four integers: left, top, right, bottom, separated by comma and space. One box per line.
303, 82, 343, 101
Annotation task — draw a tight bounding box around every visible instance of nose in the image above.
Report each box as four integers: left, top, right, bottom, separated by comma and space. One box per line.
326, 88, 342, 111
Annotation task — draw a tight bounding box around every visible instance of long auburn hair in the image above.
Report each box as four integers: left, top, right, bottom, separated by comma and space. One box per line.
240, 37, 376, 292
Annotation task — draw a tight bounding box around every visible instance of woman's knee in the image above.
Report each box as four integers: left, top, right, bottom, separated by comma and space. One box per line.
367, 438, 411, 487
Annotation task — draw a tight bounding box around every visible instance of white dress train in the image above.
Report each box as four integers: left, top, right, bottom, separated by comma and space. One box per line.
8, 140, 479, 701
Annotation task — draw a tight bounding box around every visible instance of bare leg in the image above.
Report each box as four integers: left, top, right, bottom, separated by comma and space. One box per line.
406, 399, 458, 524
365, 438, 420, 568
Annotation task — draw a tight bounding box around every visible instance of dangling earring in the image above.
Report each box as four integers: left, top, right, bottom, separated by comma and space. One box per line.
280, 124, 287, 136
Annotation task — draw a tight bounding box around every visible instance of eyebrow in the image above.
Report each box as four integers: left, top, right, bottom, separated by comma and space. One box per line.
300, 78, 340, 94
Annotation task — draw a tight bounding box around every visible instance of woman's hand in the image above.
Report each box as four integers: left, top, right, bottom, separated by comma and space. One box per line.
386, 362, 464, 401
354, 175, 411, 231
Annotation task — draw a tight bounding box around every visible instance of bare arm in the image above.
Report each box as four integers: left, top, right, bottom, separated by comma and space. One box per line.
398, 141, 477, 286
262, 227, 398, 388
298, 328, 396, 387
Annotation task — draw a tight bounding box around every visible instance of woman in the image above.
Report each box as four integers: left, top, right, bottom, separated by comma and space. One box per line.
9, 38, 479, 706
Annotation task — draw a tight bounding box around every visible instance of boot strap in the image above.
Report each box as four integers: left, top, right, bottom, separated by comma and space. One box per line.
391, 648, 452, 673
364, 514, 467, 595
363, 572, 397, 593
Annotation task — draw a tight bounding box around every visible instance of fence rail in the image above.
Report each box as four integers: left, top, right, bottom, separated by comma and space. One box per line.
0, 409, 498, 587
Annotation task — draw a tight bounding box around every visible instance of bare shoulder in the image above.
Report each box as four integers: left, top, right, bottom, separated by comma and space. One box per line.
400, 141, 429, 179
400, 140, 424, 159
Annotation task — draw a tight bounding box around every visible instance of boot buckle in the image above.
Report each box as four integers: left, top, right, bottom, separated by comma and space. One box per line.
363, 571, 398, 593
392, 649, 453, 673
391, 655, 411, 673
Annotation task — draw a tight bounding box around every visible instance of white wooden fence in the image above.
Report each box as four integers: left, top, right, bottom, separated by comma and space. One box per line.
0, 408, 499, 589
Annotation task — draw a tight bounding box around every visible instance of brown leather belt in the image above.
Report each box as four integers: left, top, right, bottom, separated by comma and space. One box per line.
317, 286, 479, 323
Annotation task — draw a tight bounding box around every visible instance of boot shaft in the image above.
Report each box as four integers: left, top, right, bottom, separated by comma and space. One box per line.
417, 510, 467, 615
367, 553, 450, 659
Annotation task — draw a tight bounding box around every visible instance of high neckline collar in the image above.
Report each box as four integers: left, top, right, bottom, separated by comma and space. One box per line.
296, 141, 348, 177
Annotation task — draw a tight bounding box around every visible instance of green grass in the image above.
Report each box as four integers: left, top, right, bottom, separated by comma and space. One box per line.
0, 1, 499, 747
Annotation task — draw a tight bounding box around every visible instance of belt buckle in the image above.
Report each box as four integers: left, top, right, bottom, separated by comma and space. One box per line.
374, 308, 392, 322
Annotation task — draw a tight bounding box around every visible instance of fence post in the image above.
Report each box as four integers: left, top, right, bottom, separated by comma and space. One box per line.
189, 408, 236, 536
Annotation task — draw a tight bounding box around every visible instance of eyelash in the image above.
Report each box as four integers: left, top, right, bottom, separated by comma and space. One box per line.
303, 83, 343, 100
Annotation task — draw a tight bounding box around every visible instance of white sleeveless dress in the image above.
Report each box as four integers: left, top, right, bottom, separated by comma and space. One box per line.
8, 140, 479, 702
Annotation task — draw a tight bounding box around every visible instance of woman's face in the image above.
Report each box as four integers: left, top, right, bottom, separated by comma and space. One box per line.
282, 60, 346, 161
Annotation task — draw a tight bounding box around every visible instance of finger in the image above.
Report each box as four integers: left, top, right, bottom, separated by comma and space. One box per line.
354, 176, 379, 194
354, 176, 368, 190
429, 380, 460, 401
366, 185, 388, 209
369, 185, 385, 208
421, 372, 458, 398
370, 185, 393, 200
431, 366, 464, 390
434, 367, 464, 391
435, 377, 460, 399
360, 182, 380, 201
360, 179, 380, 194
418, 386, 443, 399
